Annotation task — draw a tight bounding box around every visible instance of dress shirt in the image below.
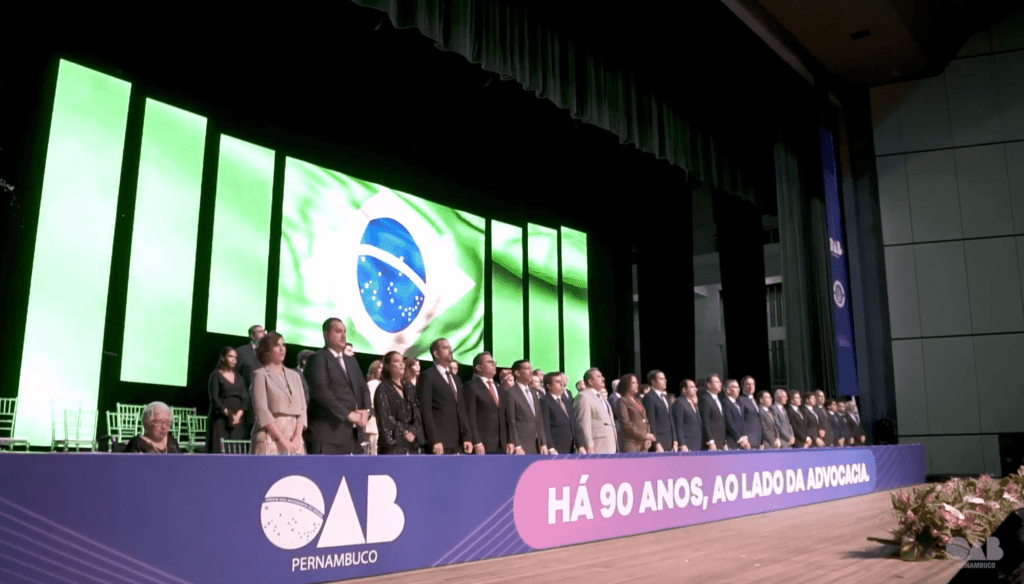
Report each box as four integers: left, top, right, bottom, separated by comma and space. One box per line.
327, 347, 347, 374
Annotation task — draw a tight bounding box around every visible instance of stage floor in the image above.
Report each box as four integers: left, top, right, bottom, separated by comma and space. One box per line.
333, 484, 964, 584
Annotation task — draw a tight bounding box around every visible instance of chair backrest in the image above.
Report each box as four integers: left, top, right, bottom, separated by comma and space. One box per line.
0, 397, 17, 438
105, 411, 119, 441
171, 407, 196, 444
64, 410, 99, 447
51, 400, 81, 447
186, 414, 207, 445
117, 404, 146, 437
221, 439, 249, 454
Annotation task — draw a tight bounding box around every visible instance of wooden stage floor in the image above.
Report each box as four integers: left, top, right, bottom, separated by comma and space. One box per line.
334, 484, 965, 584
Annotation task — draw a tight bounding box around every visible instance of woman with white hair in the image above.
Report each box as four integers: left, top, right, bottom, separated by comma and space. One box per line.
125, 402, 182, 453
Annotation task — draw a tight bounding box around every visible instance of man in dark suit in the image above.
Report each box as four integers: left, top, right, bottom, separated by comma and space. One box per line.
304, 318, 373, 454
416, 338, 473, 454
825, 399, 847, 446
801, 392, 826, 447
643, 370, 678, 452
234, 324, 264, 389
813, 390, 836, 446
721, 379, 749, 450
840, 400, 866, 445
461, 351, 512, 454
541, 372, 585, 454
672, 379, 702, 452
738, 376, 762, 450
698, 374, 727, 450
757, 390, 781, 448
506, 360, 548, 454
786, 390, 812, 448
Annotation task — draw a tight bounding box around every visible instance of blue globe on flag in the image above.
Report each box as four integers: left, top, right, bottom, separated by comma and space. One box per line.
357, 218, 427, 333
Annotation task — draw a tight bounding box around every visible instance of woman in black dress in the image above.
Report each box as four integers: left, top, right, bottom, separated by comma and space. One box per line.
207, 346, 251, 453
375, 351, 425, 455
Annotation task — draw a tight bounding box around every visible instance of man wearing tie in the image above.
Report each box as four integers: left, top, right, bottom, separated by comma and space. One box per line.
721, 379, 749, 450
643, 370, 678, 452
461, 351, 511, 454
234, 324, 265, 390
575, 368, 617, 454
771, 388, 796, 448
699, 374, 727, 450
801, 392, 826, 447
304, 318, 373, 454
541, 372, 586, 454
813, 390, 836, 447
757, 390, 781, 448
506, 360, 548, 454
739, 376, 763, 450
417, 338, 473, 454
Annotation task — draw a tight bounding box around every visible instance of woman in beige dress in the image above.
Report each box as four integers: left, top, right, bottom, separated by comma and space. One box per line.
250, 332, 307, 455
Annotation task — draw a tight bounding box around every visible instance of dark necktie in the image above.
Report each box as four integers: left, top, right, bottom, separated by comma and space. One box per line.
446, 369, 458, 398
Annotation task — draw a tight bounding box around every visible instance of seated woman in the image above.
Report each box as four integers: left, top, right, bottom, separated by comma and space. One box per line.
374, 351, 425, 455
250, 332, 307, 455
207, 346, 251, 454
125, 402, 182, 453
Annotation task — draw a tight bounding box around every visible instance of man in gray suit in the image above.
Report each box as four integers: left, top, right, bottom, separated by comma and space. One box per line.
506, 360, 548, 454
757, 390, 781, 448
771, 388, 796, 448
575, 368, 617, 454
738, 376, 762, 450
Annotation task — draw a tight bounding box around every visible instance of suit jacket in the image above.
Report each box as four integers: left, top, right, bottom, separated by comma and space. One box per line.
671, 398, 703, 452
251, 367, 308, 433
542, 392, 580, 454
575, 388, 617, 454
801, 404, 823, 445
843, 413, 865, 443
303, 348, 372, 452
416, 365, 471, 452
758, 406, 779, 448
771, 403, 795, 446
643, 391, 678, 451
721, 395, 746, 449
787, 405, 811, 446
462, 376, 507, 453
739, 394, 762, 449
828, 411, 848, 444
616, 395, 650, 453
234, 343, 259, 389
506, 384, 546, 454
815, 405, 835, 446
698, 392, 727, 450
608, 392, 621, 422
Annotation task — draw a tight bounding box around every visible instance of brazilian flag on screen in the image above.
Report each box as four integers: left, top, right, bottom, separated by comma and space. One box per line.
278, 157, 485, 363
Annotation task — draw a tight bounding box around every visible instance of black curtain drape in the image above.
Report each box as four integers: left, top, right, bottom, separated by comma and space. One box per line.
775, 92, 838, 396
713, 189, 771, 388
637, 178, 695, 392
350, 0, 761, 205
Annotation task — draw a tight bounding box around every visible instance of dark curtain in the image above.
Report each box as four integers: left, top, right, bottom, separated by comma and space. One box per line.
350, 0, 760, 204
637, 179, 695, 391
713, 189, 771, 388
775, 94, 837, 395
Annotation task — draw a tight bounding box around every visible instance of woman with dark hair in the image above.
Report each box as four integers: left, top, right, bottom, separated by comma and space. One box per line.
250, 332, 307, 455
615, 374, 656, 453
403, 356, 421, 387
207, 346, 250, 454
374, 351, 425, 455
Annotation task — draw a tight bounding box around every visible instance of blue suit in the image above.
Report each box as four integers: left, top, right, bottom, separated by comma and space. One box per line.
721, 395, 746, 450
738, 394, 762, 450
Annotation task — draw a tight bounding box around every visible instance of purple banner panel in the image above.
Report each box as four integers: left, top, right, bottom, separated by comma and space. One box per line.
0, 445, 923, 584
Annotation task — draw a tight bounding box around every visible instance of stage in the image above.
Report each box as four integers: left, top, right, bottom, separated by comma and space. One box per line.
0, 444, 926, 584
345, 485, 964, 584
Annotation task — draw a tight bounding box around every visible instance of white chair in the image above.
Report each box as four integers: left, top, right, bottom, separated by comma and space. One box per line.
184, 414, 207, 453
116, 403, 146, 438
51, 400, 80, 451
64, 409, 98, 452
171, 406, 196, 446
221, 439, 249, 454
0, 397, 30, 451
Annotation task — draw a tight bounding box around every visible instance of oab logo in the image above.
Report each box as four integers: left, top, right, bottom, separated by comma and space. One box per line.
261, 475, 405, 550
833, 280, 846, 309
946, 536, 1002, 568
357, 218, 427, 333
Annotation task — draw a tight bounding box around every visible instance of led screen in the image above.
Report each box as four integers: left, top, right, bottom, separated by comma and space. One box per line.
560, 227, 590, 394
490, 220, 525, 367
277, 157, 486, 364
527, 224, 560, 375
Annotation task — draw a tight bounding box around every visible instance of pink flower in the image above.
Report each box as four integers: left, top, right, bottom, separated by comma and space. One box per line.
897, 492, 910, 504
905, 510, 915, 521
980, 474, 991, 482
939, 534, 950, 545
1006, 483, 1018, 494
944, 483, 955, 493
925, 493, 935, 502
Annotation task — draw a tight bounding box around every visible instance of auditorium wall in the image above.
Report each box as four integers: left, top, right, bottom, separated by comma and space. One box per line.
869, 12, 1024, 476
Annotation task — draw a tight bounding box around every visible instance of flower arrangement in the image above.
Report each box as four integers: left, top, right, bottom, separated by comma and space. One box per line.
868, 466, 1024, 561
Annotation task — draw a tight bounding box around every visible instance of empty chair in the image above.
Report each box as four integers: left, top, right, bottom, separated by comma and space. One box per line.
171, 406, 196, 446
221, 439, 249, 454
51, 400, 80, 451
116, 403, 146, 438
64, 409, 98, 452
184, 414, 207, 453
0, 397, 30, 451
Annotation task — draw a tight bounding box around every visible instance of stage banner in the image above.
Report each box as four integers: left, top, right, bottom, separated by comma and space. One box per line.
0, 445, 923, 584
820, 125, 860, 396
